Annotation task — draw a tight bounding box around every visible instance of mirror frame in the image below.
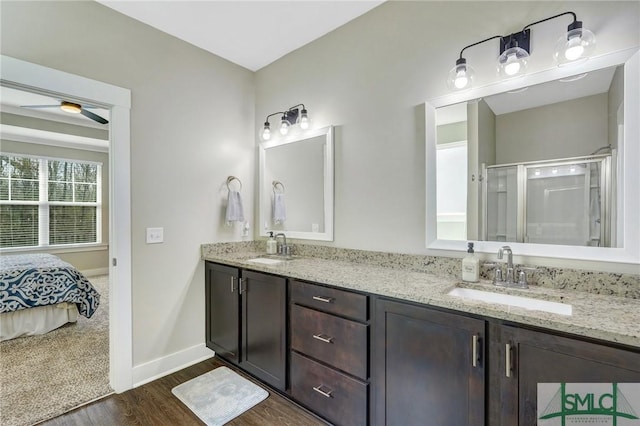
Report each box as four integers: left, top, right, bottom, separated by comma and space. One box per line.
425, 48, 639, 264
258, 125, 334, 241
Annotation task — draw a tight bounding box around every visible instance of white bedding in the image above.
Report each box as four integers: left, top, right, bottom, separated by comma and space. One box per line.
0, 303, 79, 341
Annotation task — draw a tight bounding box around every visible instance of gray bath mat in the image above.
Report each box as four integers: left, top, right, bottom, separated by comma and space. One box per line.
172, 366, 269, 425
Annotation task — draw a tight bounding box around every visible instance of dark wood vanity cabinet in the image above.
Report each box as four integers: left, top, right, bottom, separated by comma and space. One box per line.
240, 269, 287, 392
205, 262, 240, 363
289, 279, 370, 426
206, 262, 640, 426
495, 324, 640, 425
205, 262, 287, 391
373, 298, 486, 426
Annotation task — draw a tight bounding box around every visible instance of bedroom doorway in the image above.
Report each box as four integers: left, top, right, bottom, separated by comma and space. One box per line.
0, 56, 133, 396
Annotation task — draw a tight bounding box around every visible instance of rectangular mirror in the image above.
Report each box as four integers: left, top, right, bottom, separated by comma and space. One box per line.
259, 126, 334, 241
426, 48, 639, 263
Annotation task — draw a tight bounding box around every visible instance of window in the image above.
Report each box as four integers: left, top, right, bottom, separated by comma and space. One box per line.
0, 154, 102, 249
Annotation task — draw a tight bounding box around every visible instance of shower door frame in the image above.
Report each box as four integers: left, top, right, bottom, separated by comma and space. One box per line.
482, 153, 614, 247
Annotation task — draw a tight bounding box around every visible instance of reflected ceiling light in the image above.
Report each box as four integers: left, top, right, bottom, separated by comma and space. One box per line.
559, 73, 589, 83
261, 103, 310, 140
447, 11, 595, 91
60, 101, 82, 114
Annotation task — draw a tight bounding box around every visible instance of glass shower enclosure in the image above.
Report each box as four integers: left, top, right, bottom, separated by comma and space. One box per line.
482, 153, 614, 247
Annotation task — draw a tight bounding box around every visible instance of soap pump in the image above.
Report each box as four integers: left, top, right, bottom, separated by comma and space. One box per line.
266, 231, 277, 255
462, 242, 480, 282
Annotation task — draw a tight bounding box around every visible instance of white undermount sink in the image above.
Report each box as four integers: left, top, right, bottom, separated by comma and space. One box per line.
246, 257, 284, 265
447, 287, 572, 316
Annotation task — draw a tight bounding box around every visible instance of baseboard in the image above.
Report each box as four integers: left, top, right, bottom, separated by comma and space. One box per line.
82, 267, 109, 277
132, 343, 215, 388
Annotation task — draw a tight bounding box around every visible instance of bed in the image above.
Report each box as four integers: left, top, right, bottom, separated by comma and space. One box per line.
0, 253, 101, 341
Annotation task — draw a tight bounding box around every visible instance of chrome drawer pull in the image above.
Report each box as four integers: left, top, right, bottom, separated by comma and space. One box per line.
312, 334, 334, 343
505, 343, 512, 378
472, 334, 479, 368
313, 385, 333, 398
312, 296, 333, 303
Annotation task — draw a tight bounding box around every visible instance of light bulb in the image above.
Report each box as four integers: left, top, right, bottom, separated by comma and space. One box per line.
498, 45, 528, 78
279, 116, 290, 135
447, 58, 474, 91
504, 54, 521, 76
564, 36, 585, 61
299, 109, 309, 129
554, 23, 596, 66
455, 72, 469, 89
261, 124, 271, 141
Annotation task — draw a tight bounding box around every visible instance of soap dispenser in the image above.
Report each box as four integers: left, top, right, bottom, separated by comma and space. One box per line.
462, 242, 479, 282
266, 231, 277, 255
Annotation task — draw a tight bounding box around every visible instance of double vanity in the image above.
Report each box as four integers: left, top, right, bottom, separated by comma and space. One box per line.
202, 241, 640, 426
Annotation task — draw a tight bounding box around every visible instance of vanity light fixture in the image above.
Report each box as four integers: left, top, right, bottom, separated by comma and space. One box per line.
261, 103, 310, 140
447, 11, 596, 91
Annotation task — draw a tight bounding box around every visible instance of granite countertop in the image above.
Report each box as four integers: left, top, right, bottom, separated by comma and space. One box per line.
201, 248, 640, 349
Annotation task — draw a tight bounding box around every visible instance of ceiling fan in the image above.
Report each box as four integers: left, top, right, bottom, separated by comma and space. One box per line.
20, 101, 109, 124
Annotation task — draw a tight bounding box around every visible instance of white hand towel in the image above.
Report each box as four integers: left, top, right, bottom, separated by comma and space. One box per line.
273, 193, 286, 224
225, 190, 245, 224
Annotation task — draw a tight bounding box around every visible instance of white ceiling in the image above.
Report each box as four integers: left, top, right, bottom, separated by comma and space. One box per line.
96, 0, 386, 71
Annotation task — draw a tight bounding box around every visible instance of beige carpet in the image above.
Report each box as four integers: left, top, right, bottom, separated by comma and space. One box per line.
0, 275, 112, 426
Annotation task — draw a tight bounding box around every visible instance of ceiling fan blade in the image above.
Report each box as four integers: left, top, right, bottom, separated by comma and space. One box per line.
80, 108, 109, 124
20, 104, 60, 108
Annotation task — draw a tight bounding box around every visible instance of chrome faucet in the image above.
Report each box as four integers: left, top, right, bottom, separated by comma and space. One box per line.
492, 245, 535, 288
497, 246, 513, 269
274, 233, 290, 256
497, 245, 515, 286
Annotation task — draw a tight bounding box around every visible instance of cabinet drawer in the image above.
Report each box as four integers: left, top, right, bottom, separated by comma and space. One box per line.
290, 279, 367, 321
291, 304, 368, 380
291, 352, 367, 426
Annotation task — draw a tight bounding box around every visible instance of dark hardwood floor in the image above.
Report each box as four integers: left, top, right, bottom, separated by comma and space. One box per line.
39, 356, 327, 426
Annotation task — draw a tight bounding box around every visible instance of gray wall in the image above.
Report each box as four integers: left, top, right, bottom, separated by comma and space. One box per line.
1, 0, 254, 367
1, 112, 109, 140
608, 65, 624, 149
437, 121, 466, 145
255, 1, 639, 255
496, 93, 608, 164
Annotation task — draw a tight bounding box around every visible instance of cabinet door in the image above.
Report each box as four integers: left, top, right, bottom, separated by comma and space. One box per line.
241, 270, 287, 391
498, 325, 640, 425
205, 262, 240, 363
374, 298, 485, 426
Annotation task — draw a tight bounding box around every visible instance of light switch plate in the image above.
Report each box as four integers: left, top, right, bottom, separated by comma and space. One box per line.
146, 227, 164, 244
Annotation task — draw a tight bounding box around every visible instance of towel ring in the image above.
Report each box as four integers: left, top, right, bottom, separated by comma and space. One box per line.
272, 180, 285, 194
227, 176, 242, 191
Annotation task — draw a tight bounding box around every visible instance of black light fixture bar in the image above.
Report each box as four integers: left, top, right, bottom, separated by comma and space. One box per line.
448, 11, 595, 91
261, 103, 310, 140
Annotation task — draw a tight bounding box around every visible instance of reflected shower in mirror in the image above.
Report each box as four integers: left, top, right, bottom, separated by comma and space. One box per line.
259, 126, 334, 241
435, 64, 625, 248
